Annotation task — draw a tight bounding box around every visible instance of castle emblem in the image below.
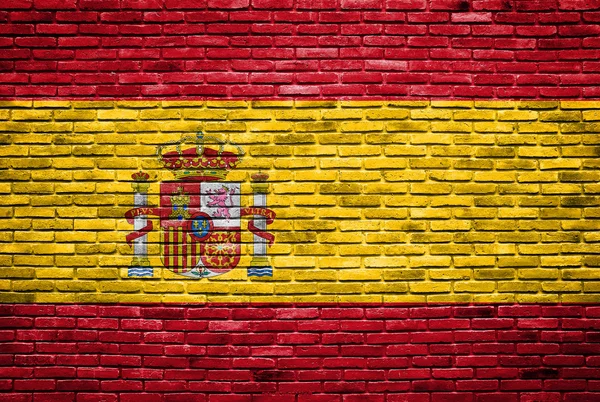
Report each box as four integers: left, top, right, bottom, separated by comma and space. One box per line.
124, 133, 276, 278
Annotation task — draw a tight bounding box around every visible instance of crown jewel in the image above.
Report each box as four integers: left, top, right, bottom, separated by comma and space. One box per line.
157, 133, 243, 181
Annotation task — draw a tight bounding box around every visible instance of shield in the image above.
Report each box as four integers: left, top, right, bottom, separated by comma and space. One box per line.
160, 181, 241, 278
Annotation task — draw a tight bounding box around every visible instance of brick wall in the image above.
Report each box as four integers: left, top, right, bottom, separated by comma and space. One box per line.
1, 1, 600, 98
3, 1, 600, 401
3, 303, 600, 402
1, 100, 600, 303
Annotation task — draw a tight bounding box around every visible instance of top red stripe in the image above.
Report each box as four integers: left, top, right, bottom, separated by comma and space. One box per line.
1, 0, 600, 99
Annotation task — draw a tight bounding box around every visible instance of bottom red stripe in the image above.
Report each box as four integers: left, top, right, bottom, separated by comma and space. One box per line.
1, 303, 600, 402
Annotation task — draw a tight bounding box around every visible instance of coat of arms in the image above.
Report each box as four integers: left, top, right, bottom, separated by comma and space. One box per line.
124, 133, 276, 278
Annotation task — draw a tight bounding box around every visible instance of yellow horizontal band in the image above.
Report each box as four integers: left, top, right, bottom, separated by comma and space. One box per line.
1, 100, 600, 303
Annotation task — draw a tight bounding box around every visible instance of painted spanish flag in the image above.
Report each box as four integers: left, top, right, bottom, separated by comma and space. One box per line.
3, 1, 600, 401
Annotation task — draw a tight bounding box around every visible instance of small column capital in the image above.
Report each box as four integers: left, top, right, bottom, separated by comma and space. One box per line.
131, 171, 150, 192
251, 171, 270, 194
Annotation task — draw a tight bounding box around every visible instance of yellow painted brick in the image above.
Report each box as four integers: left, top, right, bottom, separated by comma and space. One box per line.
272, 183, 316, 195
290, 195, 335, 207
339, 195, 381, 207
340, 171, 381, 182
0, 267, 33, 278
430, 244, 473, 255
454, 282, 496, 293
498, 208, 538, 219
314, 209, 359, 220
498, 110, 538, 121
144, 282, 185, 293
410, 109, 452, 120
384, 295, 427, 303
383, 171, 426, 182
339, 245, 382, 256
365, 283, 408, 293
540, 111, 581, 122
563, 295, 600, 303
428, 269, 471, 280
430, 121, 472, 133
320, 158, 362, 169
339, 221, 381, 232
318, 283, 363, 294
318, 233, 362, 244
13, 134, 54, 144
474, 269, 515, 280
338, 270, 381, 281
275, 110, 319, 120
518, 122, 559, 133
56, 281, 98, 292
498, 282, 540, 293
98, 109, 139, 120
295, 270, 337, 281
384, 269, 426, 280
97, 282, 142, 293
387, 121, 429, 132
409, 256, 452, 267
365, 109, 409, 120
385, 245, 427, 255
410, 183, 452, 195
410, 158, 452, 169
294, 146, 337, 156
384, 145, 426, 156
474, 122, 515, 133
496, 134, 537, 146
74, 122, 116, 133
364, 257, 408, 268
409, 282, 451, 293
274, 284, 316, 295
183, 109, 228, 120
475, 244, 516, 255
227, 110, 269, 121
323, 109, 364, 120
338, 145, 381, 156
517, 294, 559, 303
12, 110, 52, 121
409, 231, 452, 244
365, 133, 408, 144
295, 244, 336, 255
0, 122, 30, 133
315, 257, 359, 269
518, 268, 560, 280
341, 121, 384, 132
454, 160, 494, 171
499, 184, 539, 195
431, 146, 473, 157
250, 122, 293, 133
542, 282, 580, 293
430, 221, 471, 231
295, 122, 336, 132
410, 208, 451, 219
12, 280, 54, 292
454, 110, 495, 121
387, 221, 427, 231
473, 172, 515, 183
14, 255, 54, 266
583, 283, 600, 293
273, 257, 316, 268
541, 256, 582, 267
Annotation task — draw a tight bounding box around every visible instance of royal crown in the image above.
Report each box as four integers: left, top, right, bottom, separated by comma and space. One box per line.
131, 171, 150, 182
157, 133, 243, 181
251, 171, 270, 182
